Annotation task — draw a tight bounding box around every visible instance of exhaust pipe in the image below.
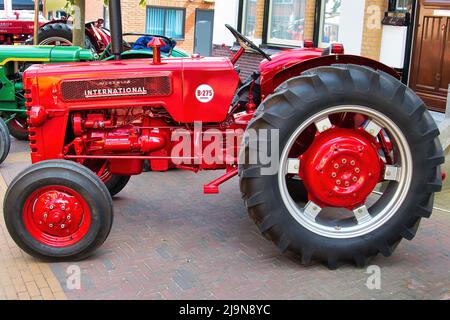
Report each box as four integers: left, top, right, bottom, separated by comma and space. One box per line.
109, 0, 123, 60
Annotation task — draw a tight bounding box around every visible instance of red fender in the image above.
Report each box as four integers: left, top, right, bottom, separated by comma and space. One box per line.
260, 54, 401, 99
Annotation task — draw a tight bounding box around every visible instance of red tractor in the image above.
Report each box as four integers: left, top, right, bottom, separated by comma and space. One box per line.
3, 1, 444, 268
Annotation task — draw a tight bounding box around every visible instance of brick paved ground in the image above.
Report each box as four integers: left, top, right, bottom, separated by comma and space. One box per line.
0, 140, 449, 300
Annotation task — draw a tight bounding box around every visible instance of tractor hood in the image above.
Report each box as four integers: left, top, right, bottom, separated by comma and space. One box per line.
23, 56, 240, 123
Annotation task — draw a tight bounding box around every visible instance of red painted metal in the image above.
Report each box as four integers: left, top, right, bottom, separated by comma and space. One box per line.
204, 167, 238, 194
300, 128, 383, 209
259, 54, 400, 99
22, 36, 401, 196
23, 185, 91, 247
331, 43, 345, 54
148, 37, 165, 65
303, 40, 314, 48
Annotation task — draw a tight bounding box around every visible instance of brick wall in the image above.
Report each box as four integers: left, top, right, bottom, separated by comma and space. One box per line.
213, 45, 263, 81
254, 0, 266, 40
85, 0, 104, 22
361, 0, 387, 60
119, 0, 214, 54
304, 0, 316, 41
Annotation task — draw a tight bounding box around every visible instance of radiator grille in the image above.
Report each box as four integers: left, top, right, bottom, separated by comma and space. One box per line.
61, 76, 171, 101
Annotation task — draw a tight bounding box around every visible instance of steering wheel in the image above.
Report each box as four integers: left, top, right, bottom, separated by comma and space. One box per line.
225, 24, 272, 61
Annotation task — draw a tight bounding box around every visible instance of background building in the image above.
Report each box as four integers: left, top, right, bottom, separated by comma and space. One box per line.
213, 0, 449, 112
41, 0, 449, 112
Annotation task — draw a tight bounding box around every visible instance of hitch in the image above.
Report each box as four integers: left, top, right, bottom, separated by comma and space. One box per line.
204, 167, 238, 194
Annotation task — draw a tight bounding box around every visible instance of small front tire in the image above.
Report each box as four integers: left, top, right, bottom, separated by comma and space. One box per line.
3, 160, 114, 261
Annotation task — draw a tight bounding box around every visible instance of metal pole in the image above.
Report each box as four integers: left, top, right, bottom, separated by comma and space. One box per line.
446, 84, 450, 119
4, 0, 12, 18
33, 0, 39, 45
109, 0, 123, 60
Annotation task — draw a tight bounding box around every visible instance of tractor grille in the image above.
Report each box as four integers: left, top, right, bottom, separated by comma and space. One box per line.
60, 76, 171, 101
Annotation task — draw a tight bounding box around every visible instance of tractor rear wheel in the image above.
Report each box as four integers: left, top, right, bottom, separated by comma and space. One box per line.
7, 117, 29, 141
38, 23, 94, 49
3, 160, 113, 260
0, 118, 11, 164
239, 64, 444, 269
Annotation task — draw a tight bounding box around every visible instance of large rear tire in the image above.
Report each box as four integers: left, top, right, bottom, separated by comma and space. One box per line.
239, 64, 444, 269
3, 160, 113, 261
0, 118, 11, 165
38, 23, 94, 49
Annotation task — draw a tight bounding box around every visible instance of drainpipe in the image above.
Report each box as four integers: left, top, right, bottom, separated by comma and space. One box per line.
4, 0, 12, 18
33, 0, 39, 45
109, 0, 123, 61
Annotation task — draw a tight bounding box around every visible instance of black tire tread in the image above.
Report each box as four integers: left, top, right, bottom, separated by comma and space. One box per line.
0, 118, 11, 164
239, 64, 444, 269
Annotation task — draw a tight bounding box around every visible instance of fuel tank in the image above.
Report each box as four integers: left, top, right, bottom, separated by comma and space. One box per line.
24, 56, 240, 123
0, 45, 95, 64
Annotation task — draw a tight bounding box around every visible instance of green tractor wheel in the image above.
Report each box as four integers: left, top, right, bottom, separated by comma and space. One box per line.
0, 118, 11, 164
7, 117, 29, 141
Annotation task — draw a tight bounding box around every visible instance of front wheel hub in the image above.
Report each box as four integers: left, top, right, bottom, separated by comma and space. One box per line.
300, 128, 383, 209
23, 186, 91, 247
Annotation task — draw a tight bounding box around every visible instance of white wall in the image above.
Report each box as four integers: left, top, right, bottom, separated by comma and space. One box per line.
213, 0, 240, 46
338, 0, 365, 55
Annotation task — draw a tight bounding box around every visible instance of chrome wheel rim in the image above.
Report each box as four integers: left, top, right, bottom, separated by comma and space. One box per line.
39, 37, 72, 46
278, 105, 413, 239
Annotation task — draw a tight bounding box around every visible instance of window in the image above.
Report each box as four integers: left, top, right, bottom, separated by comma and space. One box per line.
396, 0, 413, 12
103, 6, 110, 29
146, 7, 185, 40
242, 0, 257, 39
267, 0, 306, 46
0, 0, 42, 10
318, 0, 341, 48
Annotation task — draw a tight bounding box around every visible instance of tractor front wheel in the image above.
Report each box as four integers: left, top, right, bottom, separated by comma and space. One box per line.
3, 160, 113, 260
239, 64, 444, 268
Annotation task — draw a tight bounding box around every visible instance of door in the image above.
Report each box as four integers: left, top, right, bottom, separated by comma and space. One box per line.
410, 0, 450, 112
194, 9, 214, 56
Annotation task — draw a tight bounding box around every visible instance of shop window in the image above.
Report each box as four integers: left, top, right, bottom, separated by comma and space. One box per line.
242, 0, 257, 39
318, 0, 341, 48
146, 7, 185, 40
267, 0, 306, 46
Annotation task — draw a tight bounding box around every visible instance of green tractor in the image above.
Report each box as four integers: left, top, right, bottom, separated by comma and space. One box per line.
0, 34, 189, 164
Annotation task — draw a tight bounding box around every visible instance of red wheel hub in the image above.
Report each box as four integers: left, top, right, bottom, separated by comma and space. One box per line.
23, 186, 91, 247
300, 128, 383, 209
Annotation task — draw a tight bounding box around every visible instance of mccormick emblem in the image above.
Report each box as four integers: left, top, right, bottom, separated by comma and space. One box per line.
60, 76, 171, 101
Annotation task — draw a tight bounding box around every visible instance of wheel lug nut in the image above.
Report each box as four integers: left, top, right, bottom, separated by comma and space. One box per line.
350, 160, 355, 166
61, 206, 65, 211
43, 213, 47, 219
67, 215, 71, 220
345, 182, 350, 187
49, 224, 53, 228
355, 168, 360, 173
334, 164, 339, 169
336, 180, 341, 185
331, 172, 337, 178
61, 224, 65, 229
49, 205, 54, 210
342, 159, 347, 164
352, 177, 358, 182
